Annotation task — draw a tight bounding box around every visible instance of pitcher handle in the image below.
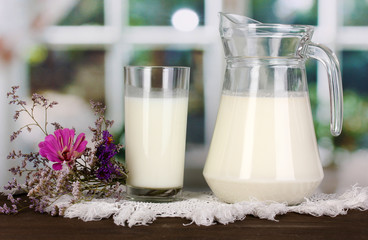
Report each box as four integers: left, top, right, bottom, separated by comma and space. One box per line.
307, 42, 343, 136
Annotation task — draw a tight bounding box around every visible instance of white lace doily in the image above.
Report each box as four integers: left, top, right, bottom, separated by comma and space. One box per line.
49, 185, 368, 227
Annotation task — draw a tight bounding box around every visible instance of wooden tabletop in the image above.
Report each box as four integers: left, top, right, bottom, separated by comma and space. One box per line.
1, 194, 367, 240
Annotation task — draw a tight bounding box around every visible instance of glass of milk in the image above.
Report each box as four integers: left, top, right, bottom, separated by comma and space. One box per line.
124, 66, 190, 202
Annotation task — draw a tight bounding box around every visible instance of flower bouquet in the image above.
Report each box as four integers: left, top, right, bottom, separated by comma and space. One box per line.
1, 86, 127, 215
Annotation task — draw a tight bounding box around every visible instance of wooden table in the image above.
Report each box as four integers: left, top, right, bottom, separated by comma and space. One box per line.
1, 194, 367, 240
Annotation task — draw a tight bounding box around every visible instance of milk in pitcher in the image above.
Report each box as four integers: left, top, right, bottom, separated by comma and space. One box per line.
203, 92, 324, 204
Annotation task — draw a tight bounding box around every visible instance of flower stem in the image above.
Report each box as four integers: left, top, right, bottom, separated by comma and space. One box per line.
20, 104, 47, 136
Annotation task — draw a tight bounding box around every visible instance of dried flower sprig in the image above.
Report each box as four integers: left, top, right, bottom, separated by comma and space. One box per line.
7, 86, 58, 139
1, 86, 127, 215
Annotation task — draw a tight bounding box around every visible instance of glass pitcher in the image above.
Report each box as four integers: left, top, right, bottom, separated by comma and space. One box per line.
203, 13, 343, 204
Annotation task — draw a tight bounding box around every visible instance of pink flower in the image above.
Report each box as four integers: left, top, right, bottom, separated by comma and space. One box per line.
38, 128, 87, 171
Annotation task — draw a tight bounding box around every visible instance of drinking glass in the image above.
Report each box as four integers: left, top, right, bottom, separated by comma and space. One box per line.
124, 66, 190, 202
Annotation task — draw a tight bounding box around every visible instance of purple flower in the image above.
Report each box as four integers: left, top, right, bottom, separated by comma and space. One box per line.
95, 131, 121, 181
38, 128, 87, 171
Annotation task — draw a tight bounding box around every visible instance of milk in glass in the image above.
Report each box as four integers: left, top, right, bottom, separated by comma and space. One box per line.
125, 96, 188, 189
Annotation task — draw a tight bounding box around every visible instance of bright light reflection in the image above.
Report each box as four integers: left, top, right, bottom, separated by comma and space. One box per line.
171, 9, 199, 32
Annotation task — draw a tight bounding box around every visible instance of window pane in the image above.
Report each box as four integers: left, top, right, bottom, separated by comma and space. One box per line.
342, 51, 368, 94
250, 0, 317, 25
128, 0, 204, 26
29, 49, 105, 104
332, 50, 368, 150
343, 0, 368, 26
57, 0, 104, 26
129, 49, 205, 144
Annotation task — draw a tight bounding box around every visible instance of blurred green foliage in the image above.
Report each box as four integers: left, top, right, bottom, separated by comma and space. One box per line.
343, 0, 368, 26
58, 0, 104, 26
129, 0, 204, 26
28, 45, 48, 66
250, 0, 318, 25
335, 91, 368, 150
309, 83, 368, 152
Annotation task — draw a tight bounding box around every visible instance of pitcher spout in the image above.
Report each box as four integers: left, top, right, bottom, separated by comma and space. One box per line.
219, 12, 261, 28
219, 12, 314, 59
219, 12, 262, 40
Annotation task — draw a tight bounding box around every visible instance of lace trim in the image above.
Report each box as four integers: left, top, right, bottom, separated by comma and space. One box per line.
48, 185, 368, 227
